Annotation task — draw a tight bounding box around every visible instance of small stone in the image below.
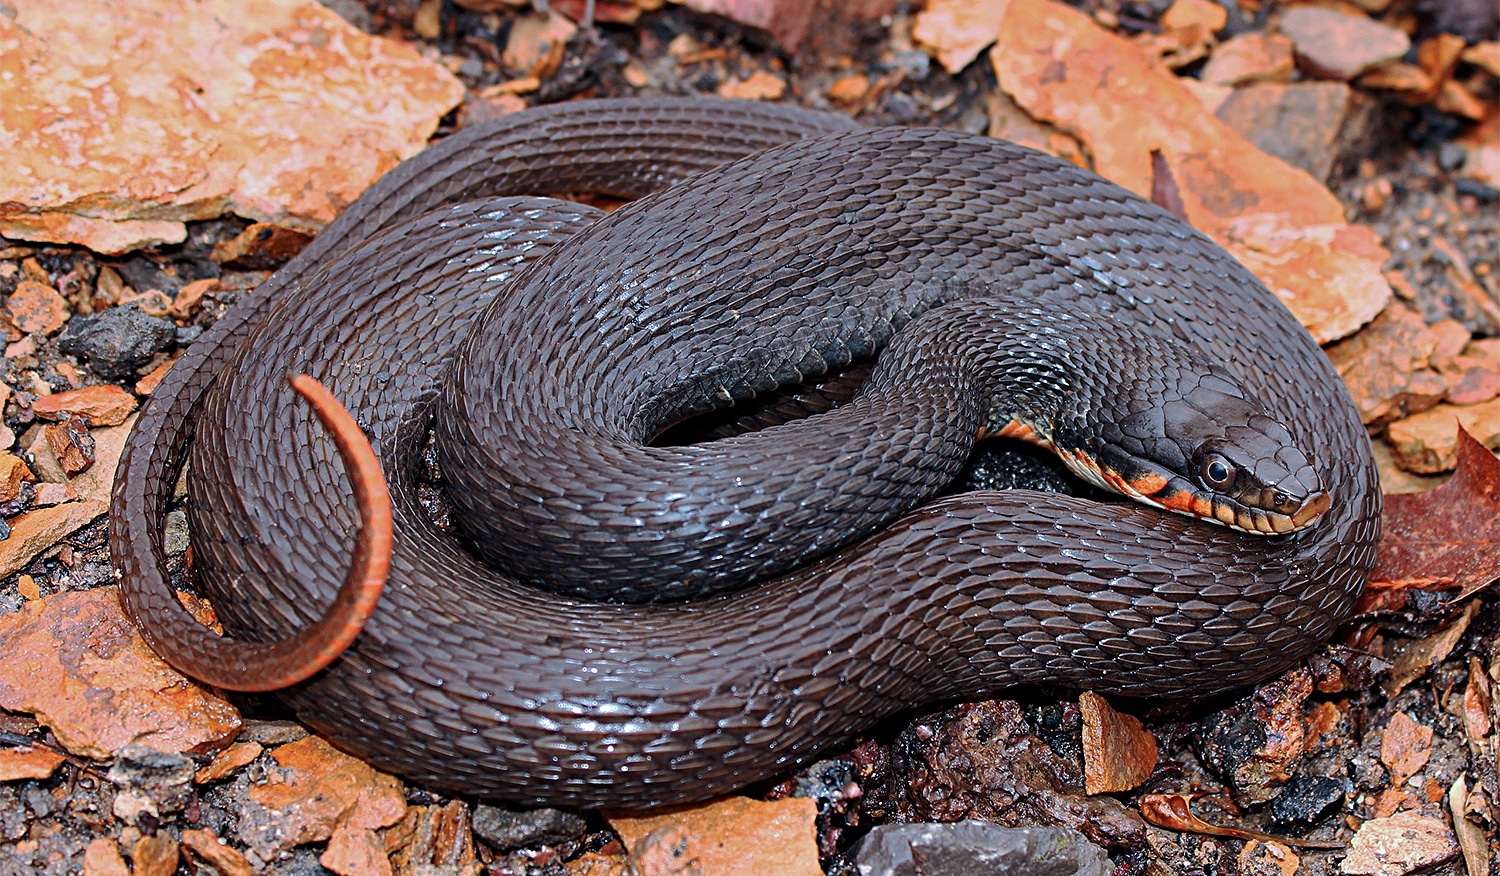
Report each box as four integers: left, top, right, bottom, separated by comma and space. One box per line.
1380, 712, 1433, 786
16, 575, 40, 601
44, 417, 95, 477
194, 741, 262, 785
57, 303, 177, 382
1079, 692, 1158, 794
1359, 62, 1436, 94
386, 800, 478, 875
1268, 775, 1347, 828
108, 743, 196, 816
1341, 813, 1458, 876
82, 837, 130, 876
853, 824, 1110, 876
473, 804, 588, 851
1200, 32, 1296, 85
1215, 81, 1372, 182
1194, 670, 1312, 805
169, 278, 216, 319
0, 452, 35, 504
179, 829, 253, 876
130, 833, 179, 876
0, 744, 66, 781
829, 74, 871, 104
1386, 398, 1500, 473
209, 224, 313, 271
1439, 338, 1500, 405
502, 11, 576, 77
31, 384, 138, 426
1278, 5, 1411, 80
1161, 0, 1227, 32
718, 70, 788, 100
5, 280, 70, 335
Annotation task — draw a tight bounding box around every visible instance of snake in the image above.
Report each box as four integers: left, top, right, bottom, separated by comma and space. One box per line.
110, 98, 1381, 809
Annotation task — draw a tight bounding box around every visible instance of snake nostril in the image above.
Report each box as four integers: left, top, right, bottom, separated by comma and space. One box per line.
1273, 491, 1291, 509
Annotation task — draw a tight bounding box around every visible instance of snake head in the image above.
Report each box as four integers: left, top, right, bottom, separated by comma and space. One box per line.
1060, 370, 1332, 535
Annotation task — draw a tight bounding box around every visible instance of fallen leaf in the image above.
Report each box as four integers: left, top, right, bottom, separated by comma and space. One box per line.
1139, 794, 1343, 848
1368, 428, 1500, 599
1463, 657, 1492, 745
1079, 691, 1158, 794
1449, 778, 1488, 876
609, 796, 821, 876
1379, 599, 1477, 697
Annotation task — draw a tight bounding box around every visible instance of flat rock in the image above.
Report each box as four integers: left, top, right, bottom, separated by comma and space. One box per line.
0, 587, 241, 759
472, 804, 588, 851
1278, 5, 1411, 80
1325, 305, 1449, 426
609, 796, 821, 876
0, 744, 67, 781
239, 735, 406, 861
1386, 397, 1500, 474
1341, 813, 1459, 876
1200, 32, 1296, 85
1215, 82, 1372, 182
854, 824, 1110, 876
0, 0, 464, 253
914, 0, 1010, 72
5, 280, 70, 335
32, 384, 137, 427
0, 499, 108, 578
990, 0, 1390, 343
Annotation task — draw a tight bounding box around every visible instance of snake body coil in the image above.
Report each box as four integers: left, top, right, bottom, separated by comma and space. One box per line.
112, 99, 1381, 808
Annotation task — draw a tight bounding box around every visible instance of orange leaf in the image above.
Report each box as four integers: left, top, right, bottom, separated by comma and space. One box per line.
1368, 427, 1500, 603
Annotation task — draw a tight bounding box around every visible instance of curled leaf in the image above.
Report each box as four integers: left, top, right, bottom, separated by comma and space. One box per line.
1139, 794, 1345, 849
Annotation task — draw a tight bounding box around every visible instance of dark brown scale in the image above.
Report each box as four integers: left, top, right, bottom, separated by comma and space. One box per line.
111, 98, 1380, 809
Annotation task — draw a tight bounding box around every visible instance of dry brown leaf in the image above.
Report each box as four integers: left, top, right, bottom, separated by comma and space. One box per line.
1139, 794, 1344, 849
1368, 427, 1500, 600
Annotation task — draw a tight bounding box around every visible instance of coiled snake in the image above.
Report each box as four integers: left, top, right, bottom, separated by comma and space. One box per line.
111, 98, 1381, 808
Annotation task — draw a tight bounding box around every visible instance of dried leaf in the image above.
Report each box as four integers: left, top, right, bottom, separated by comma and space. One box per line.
1369, 427, 1500, 600
1139, 794, 1345, 849
1449, 777, 1488, 876
1464, 657, 1492, 745
1382, 599, 1478, 697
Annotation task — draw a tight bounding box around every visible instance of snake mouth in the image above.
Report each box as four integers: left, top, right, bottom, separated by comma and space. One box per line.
1061, 449, 1331, 535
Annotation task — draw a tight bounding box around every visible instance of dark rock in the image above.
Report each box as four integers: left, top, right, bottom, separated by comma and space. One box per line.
107, 743, 195, 815
110, 255, 183, 296
873, 701, 1146, 850
471, 804, 588, 851
852, 823, 1109, 876
1215, 82, 1376, 182
1270, 774, 1348, 829
57, 303, 176, 382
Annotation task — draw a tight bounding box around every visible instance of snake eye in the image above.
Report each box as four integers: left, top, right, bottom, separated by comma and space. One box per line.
1200, 454, 1236, 490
